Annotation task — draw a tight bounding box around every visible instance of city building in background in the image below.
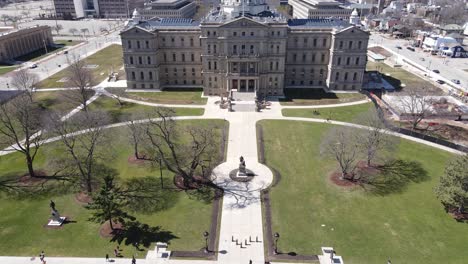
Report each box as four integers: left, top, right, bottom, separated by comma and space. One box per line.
288, 0, 352, 19
0, 26, 53, 63
53, 0, 145, 19
138, 0, 197, 20
120, 0, 369, 96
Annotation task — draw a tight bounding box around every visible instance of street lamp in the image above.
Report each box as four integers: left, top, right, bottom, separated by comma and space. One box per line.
203, 231, 209, 253
274, 232, 280, 255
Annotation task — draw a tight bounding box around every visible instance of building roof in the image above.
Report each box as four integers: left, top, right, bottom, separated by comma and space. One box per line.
440, 24, 463, 30
125, 17, 200, 31
288, 18, 349, 28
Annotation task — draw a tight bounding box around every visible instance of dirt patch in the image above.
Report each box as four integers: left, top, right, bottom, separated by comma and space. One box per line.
127, 154, 150, 165
18, 171, 48, 186
99, 221, 124, 238
368, 46, 393, 57
74, 192, 92, 204
329, 161, 381, 188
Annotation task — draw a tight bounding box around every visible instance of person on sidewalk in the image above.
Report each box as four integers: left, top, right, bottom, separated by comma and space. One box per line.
114, 248, 119, 257
106, 253, 109, 262
132, 255, 136, 264
39, 251, 45, 263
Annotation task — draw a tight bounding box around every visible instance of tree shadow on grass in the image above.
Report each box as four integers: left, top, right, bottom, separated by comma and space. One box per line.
124, 176, 180, 214
363, 159, 428, 195
111, 221, 178, 249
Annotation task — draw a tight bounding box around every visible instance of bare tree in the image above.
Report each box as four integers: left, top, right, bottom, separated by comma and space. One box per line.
52, 24, 63, 35
64, 55, 96, 112
69, 28, 78, 36
398, 91, 431, 130
126, 113, 146, 160
355, 108, 398, 167
321, 127, 361, 180
1, 15, 10, 26
50, 111, 110, 194
80, 28, 89, 39
144, 108, 218, 188
107, 88, 127, 107
0, 94, 45, 178
10, 69, 38, 99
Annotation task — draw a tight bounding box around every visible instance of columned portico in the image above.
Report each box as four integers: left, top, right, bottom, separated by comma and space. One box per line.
227, 77, 259, 92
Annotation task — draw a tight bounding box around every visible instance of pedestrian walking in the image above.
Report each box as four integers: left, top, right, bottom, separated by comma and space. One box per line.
39, 251, 45, 263
114, 247, 119, 257
249, 260, 252, 264
132, 255, 136, 264
105, 253, 109, 262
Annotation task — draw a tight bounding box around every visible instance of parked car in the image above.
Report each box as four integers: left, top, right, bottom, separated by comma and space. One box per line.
406, 47, 415, 51
436, 80, 445, 84
432, 69, 440, 73
452, 79, 461, 84
64, 51, 68, 54
396, 46, 402, 49
29, 64, 38, 69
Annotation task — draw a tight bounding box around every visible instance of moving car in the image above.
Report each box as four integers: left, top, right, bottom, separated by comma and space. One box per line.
452, 79, 460, 84
436, 80, 445, 84
29, 64, 38, 69
432, 69, 440, 73
396, 46, 402, 49
406, 47, 415, 51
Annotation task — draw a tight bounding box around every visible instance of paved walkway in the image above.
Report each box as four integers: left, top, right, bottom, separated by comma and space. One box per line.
0, 90, 464, 264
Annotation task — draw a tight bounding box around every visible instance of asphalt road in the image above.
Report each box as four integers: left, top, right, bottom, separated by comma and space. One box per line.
369, 33, 468, 91
0, 31, 121, 90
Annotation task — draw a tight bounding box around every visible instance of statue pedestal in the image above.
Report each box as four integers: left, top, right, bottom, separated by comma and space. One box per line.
237, 170, 248, 178
47, 217, 67, 226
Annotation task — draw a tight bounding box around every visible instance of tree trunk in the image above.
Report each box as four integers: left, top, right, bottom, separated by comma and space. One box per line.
459, 204, 464, 214
86, 175, 93, 194
340, 170, 346, 180
134, 142, 140, 160
109, 217, 114, 231
26, 155, 36, 178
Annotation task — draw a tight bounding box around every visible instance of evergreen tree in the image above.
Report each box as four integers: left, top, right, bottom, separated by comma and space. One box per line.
435, 155, 468, 214
86, 175, 135, 230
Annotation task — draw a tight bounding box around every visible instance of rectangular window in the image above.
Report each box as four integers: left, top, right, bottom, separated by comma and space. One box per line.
190, 38, 194, 46
214, 45, 217, 54
353, 72, 357, 81
233, 45, 237, 54
182, 54, 185, 62
163, 53, 167, 62
145, 41, 149, 49
337, 57, 341, 65
137, 41, 140, 49
131, 72, 135, 80
140, 72, 144, 80
138, 56, 142, 64
293, 53, 297, 62
312, 53, 316, 62
147, 57, 151, 64
321, 53, 325, 62
335, 72, 339, 81
208, 61, 211, 70
302, 53, 306, 62
355, 57, 360, 65
130, 57, 134, 64
127, 40, 132, 49
313, 38, 317, 47
349, 41, 353, 49
339, 41, 343, 49
149, 72, 153, 80
214, 61, 217, 70
304, 38, 308, 44
344, 72, 348, 81
275, 61, 279, 70
172, 53, 176, 61
323, 38, 327, 47
270, 62, 273, 71
346, 57, 350, 65
358, 41, 362, 49
191, 54, 195, 62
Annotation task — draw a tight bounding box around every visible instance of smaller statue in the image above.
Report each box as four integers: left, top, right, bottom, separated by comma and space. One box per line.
49, 200, 56, 211
239, 156, 246, 173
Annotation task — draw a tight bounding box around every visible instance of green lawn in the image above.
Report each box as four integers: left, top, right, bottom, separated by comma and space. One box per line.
123, 90, 207, 105
37, 45, 123, 89
282, 103, 374, 124
0, 119, 226, 257
89, 96, 204, 123
33, 90, 95, 113
0, 66, 18, 76
259, 120, 466, 264
279, 89, 366, 106
366, 61, 441, 94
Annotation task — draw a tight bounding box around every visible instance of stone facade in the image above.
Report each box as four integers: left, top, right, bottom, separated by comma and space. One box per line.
121, 8, 368, 96
0, 26, 53, 62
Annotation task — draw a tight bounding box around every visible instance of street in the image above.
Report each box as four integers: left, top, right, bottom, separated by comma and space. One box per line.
369, 33, 468, 91
0, 31, 121, 90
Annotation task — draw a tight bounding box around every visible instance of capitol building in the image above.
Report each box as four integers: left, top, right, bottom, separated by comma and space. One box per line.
120, 0, 369, 96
